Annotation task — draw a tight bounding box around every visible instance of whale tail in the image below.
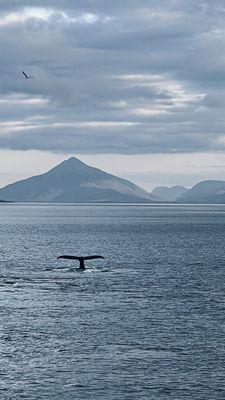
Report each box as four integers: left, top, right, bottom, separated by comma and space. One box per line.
57, 255, 104, 270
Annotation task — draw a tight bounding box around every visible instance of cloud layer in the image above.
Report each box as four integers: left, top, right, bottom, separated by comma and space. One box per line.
1, 1, 225, 156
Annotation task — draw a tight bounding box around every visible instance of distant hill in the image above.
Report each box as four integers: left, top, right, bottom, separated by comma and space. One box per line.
0, 157, 159, 203
178, 180, 225, 203
151, 185, 188, 201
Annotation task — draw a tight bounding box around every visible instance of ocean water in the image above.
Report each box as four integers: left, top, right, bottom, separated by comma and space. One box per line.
0, 203, 225, 400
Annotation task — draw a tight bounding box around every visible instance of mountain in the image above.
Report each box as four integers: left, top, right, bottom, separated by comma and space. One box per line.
151, 185, 188, 201
0, 157, 159, 203
178, 180, 225, 203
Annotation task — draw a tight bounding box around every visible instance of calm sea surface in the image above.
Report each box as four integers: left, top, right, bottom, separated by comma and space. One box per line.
0, 204, 225, 399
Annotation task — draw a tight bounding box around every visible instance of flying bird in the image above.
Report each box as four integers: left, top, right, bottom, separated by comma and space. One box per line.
57, 255, 105, 270
22, 71, 34, 79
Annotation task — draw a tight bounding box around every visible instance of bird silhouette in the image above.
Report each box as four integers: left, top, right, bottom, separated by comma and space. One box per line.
22, 71, 34, 79
57, 255, 105, 270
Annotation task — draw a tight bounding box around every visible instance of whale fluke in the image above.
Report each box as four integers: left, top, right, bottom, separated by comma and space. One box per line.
57, 255, 105, 270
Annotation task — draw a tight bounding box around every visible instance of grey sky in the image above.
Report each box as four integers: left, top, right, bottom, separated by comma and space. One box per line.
0, 1, 225, 189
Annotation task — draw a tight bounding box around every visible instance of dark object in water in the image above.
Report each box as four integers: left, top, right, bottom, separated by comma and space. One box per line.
57, 255, 104, 270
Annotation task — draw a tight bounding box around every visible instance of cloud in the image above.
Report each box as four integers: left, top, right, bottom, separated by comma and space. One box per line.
0, 7, 104, 28
0, 92, 49, 106
0, 0, 224, 157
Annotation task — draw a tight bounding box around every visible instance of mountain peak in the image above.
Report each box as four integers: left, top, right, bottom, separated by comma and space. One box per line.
151, 185, 188, 201
58, 156, 86, 166
49, 156, 88, 173
179, 180, 225, 203
0, 156, 155, 203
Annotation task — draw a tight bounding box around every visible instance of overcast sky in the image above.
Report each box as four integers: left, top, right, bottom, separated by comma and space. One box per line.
0, 0, 225, 190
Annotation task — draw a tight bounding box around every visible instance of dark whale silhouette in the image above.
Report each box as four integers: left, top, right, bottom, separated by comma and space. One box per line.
57, 255, 104, 270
